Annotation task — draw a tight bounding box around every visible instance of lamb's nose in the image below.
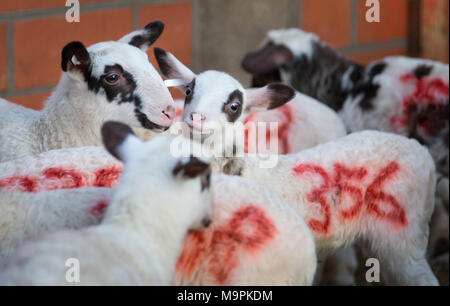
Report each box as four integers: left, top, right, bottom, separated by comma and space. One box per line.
191, 112, 206, 121
162, 106, 175, 120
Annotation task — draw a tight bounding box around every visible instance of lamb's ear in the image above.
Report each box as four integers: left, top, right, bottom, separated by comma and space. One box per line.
154, 47, 196, 87
242, 42, 293, 75
118, 21, 164, 52
245, 83, 296, 112
101, 121, 141, 162
173, 156, 210, 179
61, 41, 91, 79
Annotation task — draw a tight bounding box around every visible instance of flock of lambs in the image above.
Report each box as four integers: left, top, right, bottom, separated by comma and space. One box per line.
0, 20, 448, 286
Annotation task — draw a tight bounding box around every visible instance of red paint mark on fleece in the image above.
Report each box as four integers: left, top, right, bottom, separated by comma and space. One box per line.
94, 166, 122, 188
365, 162, 407, 226
292, 164, 333, 234
176, 205, 278, 285
90, 200, 110, 219
391, 74, 449, 134
0, 166, 123, 193
42, 167, 83, 190
293, 161, 407, 235
0, 176, 37, 192
244, 104, 293, 154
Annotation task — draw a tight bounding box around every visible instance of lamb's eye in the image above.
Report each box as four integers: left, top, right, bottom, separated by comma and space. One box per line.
185, 87, 192, 95
229, 102, 240, 112
104, 73, 120, 85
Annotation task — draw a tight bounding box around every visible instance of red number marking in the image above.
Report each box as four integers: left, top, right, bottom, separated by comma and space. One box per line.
293, 162, 407, 235
365, 162, 407, 226
333, 163, 368, 220
244, 104, 293, 154
292, 164, 332, 234
176, 205, 278, 285
0, 166, 123, 193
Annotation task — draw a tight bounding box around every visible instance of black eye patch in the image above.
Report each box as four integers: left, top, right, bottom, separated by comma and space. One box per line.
88, 64, 137, 103
222, 89, 243, 122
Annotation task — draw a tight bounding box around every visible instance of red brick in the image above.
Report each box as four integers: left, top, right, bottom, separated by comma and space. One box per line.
14, 8, 132, 89
8, 91, 52, 110
357, 0, 408, 43
0, 0, 111, 13
0, 23, 7, 90
346, 48, 406, 65
140, 2, 192, 67
301, 0, 351, 47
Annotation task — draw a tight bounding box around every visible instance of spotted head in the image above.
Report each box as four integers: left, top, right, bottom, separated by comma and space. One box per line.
242, 28, 319, 87
153, 48, 295, 134
61, 21, 175, 132
101, 121, 213, 230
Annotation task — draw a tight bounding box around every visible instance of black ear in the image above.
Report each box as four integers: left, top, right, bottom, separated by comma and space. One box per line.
101, 121, 136, 161
173, 156, 211, 180
242, 42, 293, 75
61, 41, 91, 75
127, 21, 164, 51
154, 47, 196, 85
246, 83, 296, 112
266, 83, 296, 109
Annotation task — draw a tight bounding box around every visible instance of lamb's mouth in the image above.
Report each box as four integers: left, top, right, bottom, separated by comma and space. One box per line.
135, 111, 170, 132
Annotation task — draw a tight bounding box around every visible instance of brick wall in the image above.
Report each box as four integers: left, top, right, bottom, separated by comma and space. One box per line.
0, 0, 448, 110
301, 0, 409, 64
0, 0, 192, 109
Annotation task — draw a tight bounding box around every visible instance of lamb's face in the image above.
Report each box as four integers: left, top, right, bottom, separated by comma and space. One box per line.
182, 71, 246, 132
61, 21, 175, 132
242, 28, 318, 87
101, 122, 213, 230
87, 42, 174, 131
152, 49, 296, 151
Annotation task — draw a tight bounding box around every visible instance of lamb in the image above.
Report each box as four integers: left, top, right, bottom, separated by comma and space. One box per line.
0, 21, 175, 163
153, 48, 346, 157
0, 187, 113, 261
241, 28, 449, 178
234, 131, 438, 285
0, 122, 214, 285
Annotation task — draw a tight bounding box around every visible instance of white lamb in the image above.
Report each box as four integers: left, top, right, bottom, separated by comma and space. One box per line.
0, 21, 175, 163
0, 122, 214, 285
153, 48, 346, 157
